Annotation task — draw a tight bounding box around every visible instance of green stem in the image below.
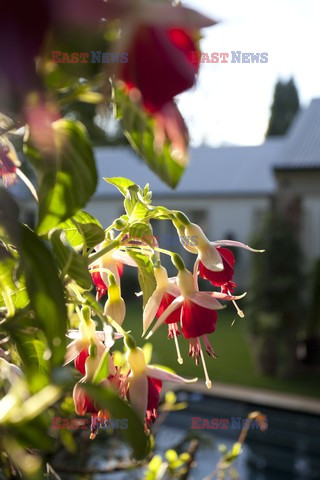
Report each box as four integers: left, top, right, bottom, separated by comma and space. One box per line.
87, 237, 121, 266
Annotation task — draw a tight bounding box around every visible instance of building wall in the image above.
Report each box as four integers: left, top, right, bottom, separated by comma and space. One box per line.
86, 194, 270, 287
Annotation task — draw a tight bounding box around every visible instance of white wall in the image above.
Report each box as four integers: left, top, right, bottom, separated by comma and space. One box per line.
87, 194, 270, 288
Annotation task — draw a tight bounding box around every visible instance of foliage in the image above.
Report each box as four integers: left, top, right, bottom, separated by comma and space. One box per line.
266, 78, 300, 137
0, 1, 266, 478
247, 212, 305, 376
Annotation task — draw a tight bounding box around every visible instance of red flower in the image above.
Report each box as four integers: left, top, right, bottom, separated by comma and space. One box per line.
180, 301, 218, 339
91, 262, 124, 300
156, 292, 182, 335
74, 347, 89, 375
119, 26, 200, 112
146, 377, 162, 426
199, 247, 237, 293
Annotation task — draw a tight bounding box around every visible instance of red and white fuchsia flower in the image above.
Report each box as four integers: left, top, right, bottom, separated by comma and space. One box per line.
125, 335, 196, 429
64, 307, 105, 367
143, 265, 180, 343
119, 26, 200, 113
145, 258, 246, 389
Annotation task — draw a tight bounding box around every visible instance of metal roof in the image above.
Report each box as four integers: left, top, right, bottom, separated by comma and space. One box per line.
276, 98, 320, 170
95, 139, 282, 198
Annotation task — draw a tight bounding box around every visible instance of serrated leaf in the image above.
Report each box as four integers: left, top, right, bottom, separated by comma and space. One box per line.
83, 384, 150, 460
57, 210, 105, 249
50, 230, 92, 289
115, 87, 186, 188
104, 177, 135, 196
25, 119, 97, 235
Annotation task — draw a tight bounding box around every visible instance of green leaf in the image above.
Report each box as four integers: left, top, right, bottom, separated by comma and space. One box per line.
25, 119, 97, 235
57, 210, 105, 249
129, 222, 154, 246
11, 332, 47, 371
127, 251, 156, 307
104, 177, 135, 196
19, 225, 67, 367
83, 384, 150, 459
114, 86, 186, 188
50, 230, 92, 289
0, 247, 16, 291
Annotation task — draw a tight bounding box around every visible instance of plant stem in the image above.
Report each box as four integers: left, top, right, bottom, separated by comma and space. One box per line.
87, 237, 121, 266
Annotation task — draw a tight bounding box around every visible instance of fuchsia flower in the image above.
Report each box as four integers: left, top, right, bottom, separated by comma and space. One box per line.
64, 308, 106, 367
199, 247, 236, 293
146, 265, 245, 388
125, 336, 197, 428
90, 241, 135, 300
119, 26, 200, 113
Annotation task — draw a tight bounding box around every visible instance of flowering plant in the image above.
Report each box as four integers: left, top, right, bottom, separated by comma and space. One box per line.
0, 1, 265, 477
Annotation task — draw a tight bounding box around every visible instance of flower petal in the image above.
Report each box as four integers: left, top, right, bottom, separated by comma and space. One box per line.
143, 288, 165, 335
64, 339, 87, 366
166, 282, 181, 298
128, 374, 148, 421
189, 292, 225, 310
146, 365, 197, 383
199, 244, 224, 271
145, 296, 184, 338
212, 240, 265, 252
208, 291, 247, 301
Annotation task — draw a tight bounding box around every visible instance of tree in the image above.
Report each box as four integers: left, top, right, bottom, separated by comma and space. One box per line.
266, 78, 300, 137
247, 212, 305, 377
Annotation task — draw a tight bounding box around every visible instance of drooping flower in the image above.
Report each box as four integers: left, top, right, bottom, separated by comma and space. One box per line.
90, 241, 135, 300
143, 266, 182, 358
64, 306, 106, 367
199, 247, 236, 293
146, 377, 162, 426
119, 26, 200, 113
146, 260, 246, 388
125, 335, 196, 428
104, 273, 126, 326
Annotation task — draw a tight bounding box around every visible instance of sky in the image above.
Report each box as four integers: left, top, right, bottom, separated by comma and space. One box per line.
176, 0, 320, 146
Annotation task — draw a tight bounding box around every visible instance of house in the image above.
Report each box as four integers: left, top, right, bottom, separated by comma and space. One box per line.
11, 98, 320, 286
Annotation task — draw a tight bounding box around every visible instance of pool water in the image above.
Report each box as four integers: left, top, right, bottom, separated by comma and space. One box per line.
161, 390, 320, 479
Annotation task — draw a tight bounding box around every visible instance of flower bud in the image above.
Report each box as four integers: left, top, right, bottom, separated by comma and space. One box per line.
104, 276, 126, 325
154, 265, 169, 289
172, 253, 185, 272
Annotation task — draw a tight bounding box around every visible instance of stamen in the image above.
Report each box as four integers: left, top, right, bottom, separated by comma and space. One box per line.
173, 326, 183, 364
228, 289, 245, 318
202, 335, 218, 358
199, 340, 212, 389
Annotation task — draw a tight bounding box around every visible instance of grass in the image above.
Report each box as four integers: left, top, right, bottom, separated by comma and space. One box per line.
124, 300, 320, 398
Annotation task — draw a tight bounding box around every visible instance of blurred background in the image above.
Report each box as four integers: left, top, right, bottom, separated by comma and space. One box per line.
8, 1, 320, 478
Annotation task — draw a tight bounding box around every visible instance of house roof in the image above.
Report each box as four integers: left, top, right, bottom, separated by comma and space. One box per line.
95, 139, 283, 198
276, 98, 320, 170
